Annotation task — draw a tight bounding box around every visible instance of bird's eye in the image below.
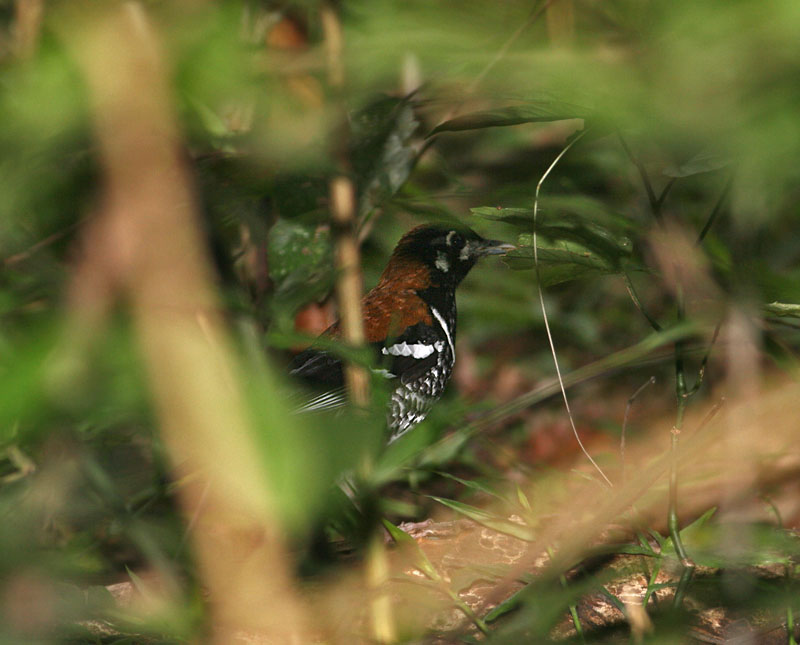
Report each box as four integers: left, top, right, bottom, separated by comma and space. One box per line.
445, 230, 465, 248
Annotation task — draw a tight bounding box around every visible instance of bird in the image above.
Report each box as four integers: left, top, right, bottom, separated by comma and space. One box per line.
289, 224, 515, 443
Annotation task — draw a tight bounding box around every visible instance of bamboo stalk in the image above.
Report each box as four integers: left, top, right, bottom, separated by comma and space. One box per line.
65, 5, 309, 642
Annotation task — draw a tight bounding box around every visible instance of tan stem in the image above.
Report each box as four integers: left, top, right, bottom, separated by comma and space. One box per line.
65, 5, 309, 642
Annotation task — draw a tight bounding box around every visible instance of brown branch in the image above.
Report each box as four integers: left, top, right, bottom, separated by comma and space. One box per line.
321, 3, 370, 408
64, 5, 309, 642
13, 0, 43, 58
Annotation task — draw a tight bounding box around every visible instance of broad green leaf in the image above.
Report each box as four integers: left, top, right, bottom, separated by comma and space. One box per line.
430, 496, 535, 541
429, 102, 591, 136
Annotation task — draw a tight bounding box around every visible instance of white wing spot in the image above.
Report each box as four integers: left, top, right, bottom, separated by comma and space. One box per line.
382, 341, 442, 359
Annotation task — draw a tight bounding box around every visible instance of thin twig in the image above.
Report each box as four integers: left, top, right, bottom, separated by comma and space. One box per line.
621, 376, 656, 484
533, 128, 613, 488
617, 133, 662, 226
466, 0, 556, 95
416, 0, 556, 162
656, 177, 676, 211
696, 174, 733, 245
683, 321, 721, 398
3, 222, 79, 267
622, 272, 663, 332
691, 397, 725, 437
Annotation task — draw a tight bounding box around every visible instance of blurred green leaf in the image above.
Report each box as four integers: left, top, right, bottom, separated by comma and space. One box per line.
382, 520, 440, 580
267, 218, 332, 286
351, 95, 419, 216
764, 302, 800, 319
429, 102, 591, 136
429, 496, 534, 541
435, 472, 503, 500
503, 244, 617, 286
484, 584, 527, 623
663, 149, 732, 178
472, 204, 633, 264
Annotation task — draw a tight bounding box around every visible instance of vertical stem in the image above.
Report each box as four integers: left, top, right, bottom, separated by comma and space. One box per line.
617, 133, 663, 227
672, 565, 695, 609
13, 0, 44, 58
322, 7, 391, 643
70, 6, 310, 641
366, 529, 396, 643
670, 287, 695, 569
330, 177, 370, 406
321, 3, 369, 409
621, 376, 656, 484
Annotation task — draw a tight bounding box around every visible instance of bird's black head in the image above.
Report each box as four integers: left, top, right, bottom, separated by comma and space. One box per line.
391, 225, 515, 287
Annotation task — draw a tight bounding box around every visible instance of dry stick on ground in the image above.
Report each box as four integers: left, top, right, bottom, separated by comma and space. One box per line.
65, 5, 309, 642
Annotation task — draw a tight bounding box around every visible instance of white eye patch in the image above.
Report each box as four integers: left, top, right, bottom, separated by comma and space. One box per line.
445, 230, 457, 246
459, 242, 472, 261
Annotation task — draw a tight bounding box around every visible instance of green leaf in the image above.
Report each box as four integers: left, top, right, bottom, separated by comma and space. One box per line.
266, 218, 333, 292
503, 243, 617, 286
470, 199, 633, 265
435, 471, 503, 500
516, 486, 532, 512
382, 520, 441, 581
484, 584, 527, 623
429, 101, 591, 136
663, 150, 732, 178
430, 496, 535, 541
764, 301, 800, 319
350, 95, 419, 216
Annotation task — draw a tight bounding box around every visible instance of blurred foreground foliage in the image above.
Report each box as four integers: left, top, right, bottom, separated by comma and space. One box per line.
1, 0, 800, 642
